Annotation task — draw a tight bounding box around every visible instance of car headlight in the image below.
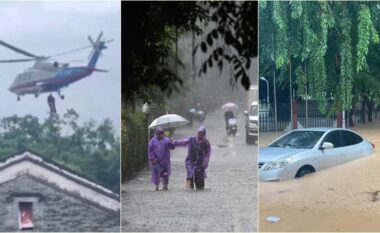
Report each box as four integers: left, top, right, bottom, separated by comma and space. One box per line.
263, 157, 293, 171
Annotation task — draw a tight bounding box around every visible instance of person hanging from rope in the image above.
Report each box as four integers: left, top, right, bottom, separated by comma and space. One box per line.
47, 94, 57, 114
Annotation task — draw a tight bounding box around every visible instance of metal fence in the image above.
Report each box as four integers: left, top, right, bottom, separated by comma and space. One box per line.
259, 99, 380, 132
298, 110, 335, 128
259, 110, 289, 132
259, 101, 335, 132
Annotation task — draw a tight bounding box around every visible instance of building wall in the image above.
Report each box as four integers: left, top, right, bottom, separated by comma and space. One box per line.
0, 175, 120, 232
0, 158, 119, 212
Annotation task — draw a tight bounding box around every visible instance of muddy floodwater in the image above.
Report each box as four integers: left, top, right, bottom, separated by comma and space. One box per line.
259, 120, 380, 232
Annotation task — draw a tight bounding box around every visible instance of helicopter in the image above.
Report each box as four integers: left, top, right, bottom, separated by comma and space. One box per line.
0, 32, 112, 101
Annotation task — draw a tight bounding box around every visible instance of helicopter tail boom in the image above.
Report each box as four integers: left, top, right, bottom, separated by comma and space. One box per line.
87, 32, 108, 69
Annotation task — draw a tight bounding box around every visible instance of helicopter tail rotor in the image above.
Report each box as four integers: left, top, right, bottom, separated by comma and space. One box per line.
88, 36, 95, 47
88, 31, 103, 47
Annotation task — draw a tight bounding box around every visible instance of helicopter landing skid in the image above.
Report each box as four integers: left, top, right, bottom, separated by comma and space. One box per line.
57, 92, 65, 100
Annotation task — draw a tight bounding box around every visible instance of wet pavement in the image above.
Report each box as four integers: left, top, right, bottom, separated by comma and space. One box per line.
259, 120, 380, 232
122, 111, 257, 232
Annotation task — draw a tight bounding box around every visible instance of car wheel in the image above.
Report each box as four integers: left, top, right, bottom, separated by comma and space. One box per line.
295, 166, 315, 178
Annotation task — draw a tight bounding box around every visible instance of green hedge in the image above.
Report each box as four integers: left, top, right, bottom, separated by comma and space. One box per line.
121, 107, 149, 181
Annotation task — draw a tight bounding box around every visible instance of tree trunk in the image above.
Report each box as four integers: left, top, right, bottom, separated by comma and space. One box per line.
349, 109, 354, 127
361, 99, 366, 124
367, 100, 374, 122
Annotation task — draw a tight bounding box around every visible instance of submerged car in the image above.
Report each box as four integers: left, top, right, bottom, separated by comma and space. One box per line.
259, 128, 375, 181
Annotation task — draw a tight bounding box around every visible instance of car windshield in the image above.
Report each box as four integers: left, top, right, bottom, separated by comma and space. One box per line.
250, 105, 258, 115
269, 131, 325, 149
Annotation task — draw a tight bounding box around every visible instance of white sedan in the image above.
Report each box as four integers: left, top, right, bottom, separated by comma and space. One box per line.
259, 128, 375, 181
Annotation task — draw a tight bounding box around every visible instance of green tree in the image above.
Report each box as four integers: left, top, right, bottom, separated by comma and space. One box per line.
197, 1, 258, 90
0, 110, 120, 193
122, 1, 258, 105
122, 2, 204, 106
260, 1, 379, 114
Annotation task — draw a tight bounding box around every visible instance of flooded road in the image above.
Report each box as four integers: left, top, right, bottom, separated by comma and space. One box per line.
259, 120, 380, 232
122, 110, 257, 232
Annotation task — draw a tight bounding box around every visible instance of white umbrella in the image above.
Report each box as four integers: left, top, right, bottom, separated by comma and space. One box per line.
149, 114, 189, 129
222, 102, 239, 112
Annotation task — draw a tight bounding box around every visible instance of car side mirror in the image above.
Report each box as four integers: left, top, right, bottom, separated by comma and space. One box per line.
244, 110, 248, 116
320, 142, 334, 150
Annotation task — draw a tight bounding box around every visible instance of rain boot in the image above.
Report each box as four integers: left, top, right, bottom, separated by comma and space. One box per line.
186, 179, 190, 189
162, 176, 169, 190
187, 179, 195, 189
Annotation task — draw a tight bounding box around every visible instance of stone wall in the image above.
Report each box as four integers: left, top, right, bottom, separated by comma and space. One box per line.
0, 175, 120, 232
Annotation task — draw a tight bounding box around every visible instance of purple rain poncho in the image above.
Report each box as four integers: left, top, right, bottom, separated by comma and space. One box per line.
148, 135, 175, 185
173, 136, 211, 180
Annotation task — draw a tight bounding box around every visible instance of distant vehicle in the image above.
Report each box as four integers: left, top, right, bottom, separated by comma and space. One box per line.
227, 118, 237, 136
0, 32, 112, 101
259, 128, 375, 181
193, 110, 206, 123
244, 101, 258, 144
222, 102, 238, 136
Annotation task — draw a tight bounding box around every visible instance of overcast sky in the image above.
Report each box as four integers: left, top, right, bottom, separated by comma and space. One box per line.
0, 1, 121, 132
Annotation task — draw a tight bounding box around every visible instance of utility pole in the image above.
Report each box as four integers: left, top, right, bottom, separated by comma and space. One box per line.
272, 32, 278, 132
305, 63, 308, 128
289, 54, 293, 130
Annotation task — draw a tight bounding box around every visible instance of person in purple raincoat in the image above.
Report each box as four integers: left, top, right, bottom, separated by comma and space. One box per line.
174, 126, 211, 190
148, 126, 175, 191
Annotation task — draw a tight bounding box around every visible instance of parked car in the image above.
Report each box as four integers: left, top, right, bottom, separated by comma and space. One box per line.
259, 128, 375, 181
244, 101, 258, 144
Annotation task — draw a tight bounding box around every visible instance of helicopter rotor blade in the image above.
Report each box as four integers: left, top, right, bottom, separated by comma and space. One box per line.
1, 34, 111, 64
0, 40, 40, 58
49, 45, 92, 58
88, 36, 95, 46
95, 31, 103, 43
0, 58, 36, 63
